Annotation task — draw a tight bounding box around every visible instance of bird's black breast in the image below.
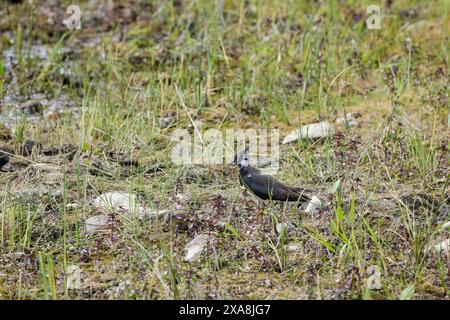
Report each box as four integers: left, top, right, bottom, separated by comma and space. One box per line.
239, 166, 277, 200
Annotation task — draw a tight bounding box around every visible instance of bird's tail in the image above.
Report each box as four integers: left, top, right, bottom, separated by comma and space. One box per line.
286, 186, 311, 202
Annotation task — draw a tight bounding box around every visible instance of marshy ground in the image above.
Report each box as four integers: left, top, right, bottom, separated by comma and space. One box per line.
0, 0, 449, 299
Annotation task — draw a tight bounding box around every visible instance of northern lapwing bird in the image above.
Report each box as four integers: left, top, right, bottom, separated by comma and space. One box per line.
236, 148, 311, 203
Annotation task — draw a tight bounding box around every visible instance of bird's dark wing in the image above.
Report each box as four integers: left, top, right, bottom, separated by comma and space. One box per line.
275, 182, 311, 202
269, 177, 311, 202
242, 172, 310, 202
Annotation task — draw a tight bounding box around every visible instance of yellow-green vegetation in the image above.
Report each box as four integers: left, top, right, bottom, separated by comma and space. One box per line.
0, 0, 448, 299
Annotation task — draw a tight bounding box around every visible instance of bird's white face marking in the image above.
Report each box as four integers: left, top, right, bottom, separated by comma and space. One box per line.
240, 155, 249, 167
237, 149, 249, 168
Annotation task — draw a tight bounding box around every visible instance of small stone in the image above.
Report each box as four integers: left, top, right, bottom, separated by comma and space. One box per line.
336, 112, 360, 127
144, 209, 171, 220
286, 243, 300, 252
366, 265, 382, 290
0, 124, 12, 141
66, 203, 80, 209
433, 239, 449, 254
42, 146, 60, 156
20, 140, 41, 156
347, 120, 359, 127
159, 113, 177, 129
257, 156, 278, 168
1, 161, 28, 172
66, 265, 82, 290
85, 214, 110, 232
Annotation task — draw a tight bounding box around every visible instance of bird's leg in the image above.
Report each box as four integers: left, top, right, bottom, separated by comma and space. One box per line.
243, 190, 262, 236
278, 201, 284, 213
243, 188, 250, 210
243, 188, 261, 225
256, 199, 266, 238
271, 201, 281, 235
255, 198, 259, 226
256, 198, 261, 226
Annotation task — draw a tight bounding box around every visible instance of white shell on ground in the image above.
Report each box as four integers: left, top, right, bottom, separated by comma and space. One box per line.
282, 121, 335, 144
93, 192, 164, 219
184, 234, 212, 263
305, 196, 322, 214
